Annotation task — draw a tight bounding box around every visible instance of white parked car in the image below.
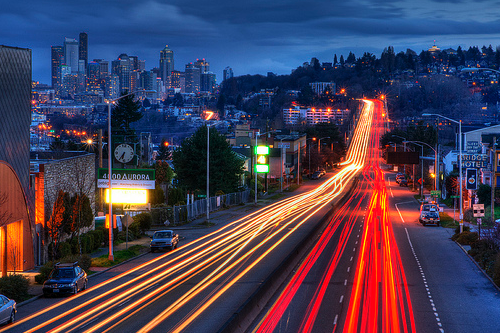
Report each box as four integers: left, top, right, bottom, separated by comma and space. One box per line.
0, 294, 16, 325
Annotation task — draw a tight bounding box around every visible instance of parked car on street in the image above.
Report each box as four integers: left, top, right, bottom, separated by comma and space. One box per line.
43, 262, 87, 296
399, 178, 408, 186
0, 295, 16, 325
419, 211, 440, 226
310, 171, 322, 180
150, 230, 179, 252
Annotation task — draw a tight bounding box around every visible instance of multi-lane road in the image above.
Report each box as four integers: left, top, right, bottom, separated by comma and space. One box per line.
4, 99, 500, 333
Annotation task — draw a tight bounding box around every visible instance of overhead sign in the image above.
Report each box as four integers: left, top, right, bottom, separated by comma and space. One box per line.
98, 168, 155, 189
473, 204, 485, 217
461, 154, 488, 169
386, 152, 420, 165
466, 168, 477, 190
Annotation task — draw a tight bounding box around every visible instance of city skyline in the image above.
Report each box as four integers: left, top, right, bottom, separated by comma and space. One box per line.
2, 0, 500, 84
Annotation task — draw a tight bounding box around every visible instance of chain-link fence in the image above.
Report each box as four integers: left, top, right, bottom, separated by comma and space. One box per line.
150, 190, 251, 226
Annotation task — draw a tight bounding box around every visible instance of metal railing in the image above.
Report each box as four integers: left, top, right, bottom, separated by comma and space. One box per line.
151, 190, 251, 226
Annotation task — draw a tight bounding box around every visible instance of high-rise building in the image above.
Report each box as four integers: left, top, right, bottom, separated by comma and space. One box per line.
139, 71, 155, 91
201, 72, 216, 93
185, 63, 200, 94
86, 61, 102, 93
223, 66, 234, 82
79, 32, 88, 72
194, 58, 209, 74
170, 70, 184, 92
93, 59, 109, 76
111, 54, 131, 93
159, 45, 174, 84
51, 45, 63, 95
64, 37, 79, 73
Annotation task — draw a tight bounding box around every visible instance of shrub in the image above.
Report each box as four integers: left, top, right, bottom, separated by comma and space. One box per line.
0, 274, 30, 302
469, 239, 499, 277
453, 231, 478, 245
128, 222, 141, 239
493, 252, 500, 287
58, 241, 72, 258
35, 261, 55, 284
133, 213, 153, 233
59, 254, 92, 271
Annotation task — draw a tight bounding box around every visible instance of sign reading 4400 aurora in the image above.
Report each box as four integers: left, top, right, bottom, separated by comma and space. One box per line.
97, 168, 155, 189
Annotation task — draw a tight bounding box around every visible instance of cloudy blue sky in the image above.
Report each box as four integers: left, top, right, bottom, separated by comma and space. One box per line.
2, 0, 500, 84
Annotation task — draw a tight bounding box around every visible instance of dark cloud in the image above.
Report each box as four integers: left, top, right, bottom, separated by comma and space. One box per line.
1, 0, 500, 83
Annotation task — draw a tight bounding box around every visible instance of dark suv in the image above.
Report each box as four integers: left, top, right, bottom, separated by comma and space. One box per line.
43, 262, 87, 296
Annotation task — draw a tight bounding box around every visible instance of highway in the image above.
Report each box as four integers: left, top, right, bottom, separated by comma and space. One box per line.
1, 100, 374, 332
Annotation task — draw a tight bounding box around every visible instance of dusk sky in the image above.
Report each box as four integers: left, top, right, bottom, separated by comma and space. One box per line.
2, 0, 500, 84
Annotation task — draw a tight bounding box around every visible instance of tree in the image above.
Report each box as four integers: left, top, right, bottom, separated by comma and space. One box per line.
216, 94, 226, 113
47, 191, 71, 260
156, 138, 171, 160
155, 160, 175, 204
172, 126, 244, 196
111, 92, 143, 137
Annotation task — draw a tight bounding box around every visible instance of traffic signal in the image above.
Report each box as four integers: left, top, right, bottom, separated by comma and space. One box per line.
255, 145, 270, 173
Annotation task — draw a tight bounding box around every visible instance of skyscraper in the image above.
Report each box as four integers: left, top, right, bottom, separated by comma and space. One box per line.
223, 66, 234, 81
111, 54, 131, 93
194, 59, 209, 74
79, 32, 88, 73
159, 45, 174, 85
51, 45, 63, 95
185, 63, 200, 94
64, 37, 79, 73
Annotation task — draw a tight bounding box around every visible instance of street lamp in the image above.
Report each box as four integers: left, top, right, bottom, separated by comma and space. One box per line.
306, 137, 316, 177
107, 89, 155, 261
404, 140, 438, 191
317, 137, 330, 170
423, 113, 463, 232
392, 135, 407, 174
254, 131, 270, 204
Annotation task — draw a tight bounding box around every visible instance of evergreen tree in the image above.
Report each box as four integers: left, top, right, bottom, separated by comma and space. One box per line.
346, 52, 356, 63
334, 54, 338, 65
156, 138, 171, 160
172, 126, 244, 196
340, 55, 345, 65
111, 92, 142, 137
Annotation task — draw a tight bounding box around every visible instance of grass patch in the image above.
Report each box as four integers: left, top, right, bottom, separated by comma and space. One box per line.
285, 184, 300, 192
439, 212, 459, 229
267, 193, 286, 201
198, 220, 215, 227
91, 245, 147, 267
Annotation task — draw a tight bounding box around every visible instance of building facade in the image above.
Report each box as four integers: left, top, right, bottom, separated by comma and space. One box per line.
160, 45, 174, 85
0, 45, 35, 272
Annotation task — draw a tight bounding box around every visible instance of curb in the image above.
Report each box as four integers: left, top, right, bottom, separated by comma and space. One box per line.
18, 251, 151, 308
453, 240, 500, 293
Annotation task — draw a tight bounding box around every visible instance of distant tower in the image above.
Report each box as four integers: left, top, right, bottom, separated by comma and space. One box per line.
185, 63, 200, 94
194, 58, 209, 74
111, 54, 131, 93
79, 32, 88, 73
64, 37, 79, 73
51, 45, 64, 95
159, 45, 174, 85
223, 66, 234, 82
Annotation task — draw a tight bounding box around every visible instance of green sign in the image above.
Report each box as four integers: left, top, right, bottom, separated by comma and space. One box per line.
451, 195, 460, 198
430, 190, 441, 196
97, 168, 155, 189
255, 145, 270, 173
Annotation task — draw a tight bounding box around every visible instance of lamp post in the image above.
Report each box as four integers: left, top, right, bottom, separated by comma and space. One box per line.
317, 136, 330, 170
254, 131, 270, 204
392, 135, 407, 174
107, 89, 155, 261
404, 140, 438, 191
280, 138, 284, 193
207, 124, 210, 220
306, 138, 316, 177
423, 113, 463, 232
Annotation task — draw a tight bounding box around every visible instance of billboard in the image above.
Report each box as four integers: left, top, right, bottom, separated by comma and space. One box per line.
386, 152, 420, 165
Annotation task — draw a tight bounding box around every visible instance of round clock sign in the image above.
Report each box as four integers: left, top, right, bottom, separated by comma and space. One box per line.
114, 143, 135, 163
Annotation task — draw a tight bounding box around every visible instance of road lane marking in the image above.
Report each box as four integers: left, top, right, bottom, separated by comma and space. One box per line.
405, 227, 444, 332
395, 201, 415, 224
333, 314, 338, 325
339, 295, 344, 303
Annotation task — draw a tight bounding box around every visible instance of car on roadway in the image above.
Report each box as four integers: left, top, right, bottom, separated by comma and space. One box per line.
420, 203, 439, 214
395, 173, 405, 184
399, 178, 408, 186
0, 295, 16, 325
318, 168, 326, 176
419, 211, 440, 226
150, 230, 179, 252
43, 262, 87, 296
310, 171, 322, 180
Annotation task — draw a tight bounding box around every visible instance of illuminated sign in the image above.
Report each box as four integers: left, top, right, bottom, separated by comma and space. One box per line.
98, 168, 155, 189
255, 145, 270, 173
105, 189, 148, 204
